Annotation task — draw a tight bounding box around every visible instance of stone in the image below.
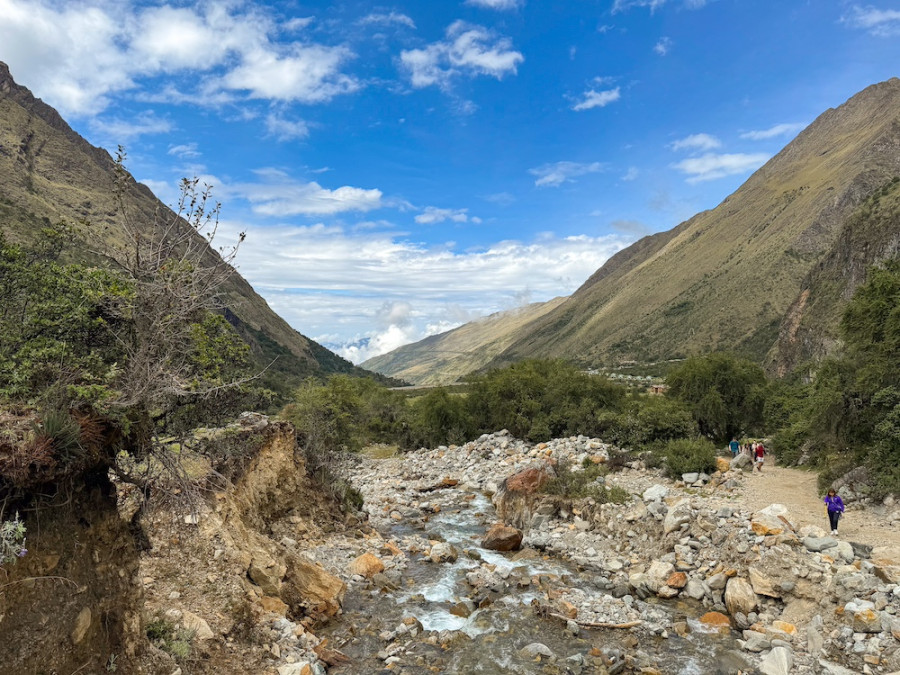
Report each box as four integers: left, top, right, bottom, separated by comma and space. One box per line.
642, 485, 668, 502
182, 610, 214, 641
748, 567, 780, 598
519, 642, 555, 659
260, 596, 289, 615
759, 645, 793, 675
724, 577, 758, 616
284, 555, 346, 617
348, 552, 386, 578
429, 542, 458, 563
871, 546, 900, 583
716, 457, 731, 473
834, 541, 855, 563
493, 464, 556, 530
751, 514, 787, 536
730, 453, 752, 470
482, 523, 523, 552
666, 571, 688, 589
623, 500, 648, 522
803, 536, 838, 553
71, 607, 91, 644
277, 664, 313, 675
645, 560, 675, 593
699, 611, 731, 632
851, 608, 883, 633
663, 499, 692, 535
685, 579, 707, 600
806, 615, 824, 659
682, 473, 699, 484
741, 630, 770, 652
817, 661, 858, 675
249, 554, 287, 596
772, 620, 797, 636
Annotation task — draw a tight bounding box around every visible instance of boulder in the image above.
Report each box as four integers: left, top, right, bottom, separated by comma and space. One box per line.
429, 542, 459, 563
871, 546, 900, 583
182, 610, 214, 641
724, 577, 758, 616
730, 453, 752, 470
663, 498, 692, 535
748, 567, 780, 598
519, 642, 554, 659
682, 472, 699, 484
716, 457, 731, 473
493, 464, 555, 530
249, 554, 287, 596
684, 579, 707, 600
642, 484, 668, 502
666, 571, 688, 589
759, 645, 793, 675
850, 608, 882, 633
802, 536, 838, 553
482, 524, 523, 552
259, 596, 289, 615
348, 552, 385, 578
283, 555, 346, 617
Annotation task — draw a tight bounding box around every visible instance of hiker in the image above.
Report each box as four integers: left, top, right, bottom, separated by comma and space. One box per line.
753, 442, 765, 472
729, 437, 739, 457
824, 488, 845, 535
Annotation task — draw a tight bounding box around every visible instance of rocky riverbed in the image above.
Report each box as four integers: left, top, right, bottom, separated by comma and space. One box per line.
304, 431, 900, 675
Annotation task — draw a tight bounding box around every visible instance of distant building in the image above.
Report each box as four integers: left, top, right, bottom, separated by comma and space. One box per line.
648, 384, 668, 395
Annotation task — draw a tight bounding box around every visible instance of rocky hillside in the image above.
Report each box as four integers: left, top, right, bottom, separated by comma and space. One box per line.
370, 79, 900, 381
361, 297, 566, 385
0, 61, 381, 388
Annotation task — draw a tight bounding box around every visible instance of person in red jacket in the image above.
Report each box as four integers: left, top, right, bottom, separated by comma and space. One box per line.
753, 442, 765, 472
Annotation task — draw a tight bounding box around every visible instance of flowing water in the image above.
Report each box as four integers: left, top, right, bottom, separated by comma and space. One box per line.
323, 489, 740, 674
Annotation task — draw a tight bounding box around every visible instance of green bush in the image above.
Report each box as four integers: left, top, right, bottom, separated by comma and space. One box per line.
146, 618, 194, 661
541, 460, 628, 504
661, 438, 717, 477
0, 513, 27, 566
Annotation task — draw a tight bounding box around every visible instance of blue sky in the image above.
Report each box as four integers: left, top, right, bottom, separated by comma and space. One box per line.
2, 1, 899, 362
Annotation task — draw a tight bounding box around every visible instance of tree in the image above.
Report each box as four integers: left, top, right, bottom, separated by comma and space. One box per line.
666, 352, 767, 442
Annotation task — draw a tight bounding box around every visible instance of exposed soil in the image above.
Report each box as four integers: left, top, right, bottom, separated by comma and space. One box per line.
741, 455, 900, 549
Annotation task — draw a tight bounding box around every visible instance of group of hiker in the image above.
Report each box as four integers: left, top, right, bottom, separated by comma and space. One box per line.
729, 437, 767, 471
728, 437, 846, 535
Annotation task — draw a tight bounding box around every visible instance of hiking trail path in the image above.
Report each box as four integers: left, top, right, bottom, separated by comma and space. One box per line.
741, 456, 900, 551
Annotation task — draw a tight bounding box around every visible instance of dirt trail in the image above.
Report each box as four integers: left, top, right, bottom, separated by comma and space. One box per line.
740, 456, 900, 550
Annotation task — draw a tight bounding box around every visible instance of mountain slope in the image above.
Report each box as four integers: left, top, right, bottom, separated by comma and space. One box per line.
0, 62, 382, 389
489, 78, 900, 370
361, 297, 566, 385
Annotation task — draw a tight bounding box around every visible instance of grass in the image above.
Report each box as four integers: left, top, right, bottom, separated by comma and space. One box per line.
541, 459, 630, 504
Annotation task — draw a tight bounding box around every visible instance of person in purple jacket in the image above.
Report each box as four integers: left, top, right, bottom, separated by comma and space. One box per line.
824, 488, 845, 535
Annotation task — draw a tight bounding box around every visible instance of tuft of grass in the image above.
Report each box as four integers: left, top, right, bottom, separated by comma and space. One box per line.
146, 618, 194, 661
541, 460, 629, 504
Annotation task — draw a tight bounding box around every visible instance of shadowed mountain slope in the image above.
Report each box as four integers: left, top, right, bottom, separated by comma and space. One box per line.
0, 62, 386, 388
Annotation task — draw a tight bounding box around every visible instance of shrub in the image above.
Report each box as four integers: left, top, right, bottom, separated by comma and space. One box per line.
541, 460, 628, 504
662, 438, 717, 477
146, 618, 194, 661
0, 513, 27, 566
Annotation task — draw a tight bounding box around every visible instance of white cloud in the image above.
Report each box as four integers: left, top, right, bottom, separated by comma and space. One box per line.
529, 161, 604, 187
415, 207, 473, 224
234, 169, 383, 216
654, 37, 673, 55
400, 21, 523, 88
843, 5, 900, 36
89, 111, 173, 139
484, 192, 516, 205
168, 143, 201, 159
622, 167, 640, 181
216, 220, 631, 362
669, 133, 722, 152
222, 44, 359, 102
465, 0, 523, 10
613, 0, 668, 13
0, 0, 359, 116
739, 122, 808, 141
357, 12, 416, 29
265, 113, 310, 141
572, 87, 621, 111
672, 152, 770, 182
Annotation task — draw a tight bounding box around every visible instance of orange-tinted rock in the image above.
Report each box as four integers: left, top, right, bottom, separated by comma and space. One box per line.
666, 572, 688, 589
481, 523, 523, 551
699, 612, 731, 631
558, 601, 578, 619
506, 467, 553, 493
716, 457, 731, 473
348, 552, 385, 578
260, 596, 289, 615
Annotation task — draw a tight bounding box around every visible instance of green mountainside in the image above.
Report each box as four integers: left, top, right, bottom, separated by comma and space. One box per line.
0, 62, 387, 391
367, 78, 900, 382
360, 297, 566, 385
